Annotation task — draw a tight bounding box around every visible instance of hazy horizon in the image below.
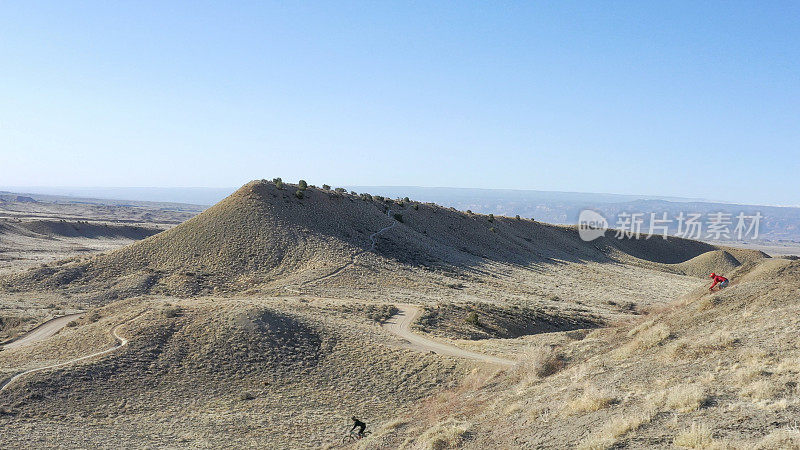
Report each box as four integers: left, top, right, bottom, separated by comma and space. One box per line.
4, 184, 798, 209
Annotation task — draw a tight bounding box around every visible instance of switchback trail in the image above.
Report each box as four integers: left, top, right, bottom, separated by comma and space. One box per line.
382, 304, 515, 366
1, 313, 83, 351
0, 312, 143, 393
284, 209, 398, 294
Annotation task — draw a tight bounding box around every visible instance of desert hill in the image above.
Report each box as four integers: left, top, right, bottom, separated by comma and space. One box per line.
0, 296, 468, 448
0, 219, 160, 240
2, 180, 767, 301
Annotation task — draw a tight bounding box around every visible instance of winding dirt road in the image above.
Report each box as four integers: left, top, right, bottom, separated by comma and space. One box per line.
382, 304, 514, 366
0, 314, 140, 393
1, 313, 83, 351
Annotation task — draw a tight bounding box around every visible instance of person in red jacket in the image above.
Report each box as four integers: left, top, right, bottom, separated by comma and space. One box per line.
709, 273, 729, 291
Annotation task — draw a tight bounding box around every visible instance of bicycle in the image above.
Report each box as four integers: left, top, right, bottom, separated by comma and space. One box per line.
342, 430, 371, 444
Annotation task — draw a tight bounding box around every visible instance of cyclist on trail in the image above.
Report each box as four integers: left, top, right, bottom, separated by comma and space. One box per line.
709, 273, 729, 291
351, 416, 367, 437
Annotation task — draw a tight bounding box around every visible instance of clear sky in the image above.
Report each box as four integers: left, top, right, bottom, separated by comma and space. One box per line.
1, 2, 798, 205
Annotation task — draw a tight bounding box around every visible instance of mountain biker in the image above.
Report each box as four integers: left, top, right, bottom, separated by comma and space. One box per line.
351, 416, 367, 437
709, 273, 729, 291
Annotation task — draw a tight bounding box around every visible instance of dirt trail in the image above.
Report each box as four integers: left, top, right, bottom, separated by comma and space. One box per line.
382, 304, 514, 366
0, 313, 142, 393
284, 209, 398, 294
280, 209, 512, 366
2, 313, 83, 351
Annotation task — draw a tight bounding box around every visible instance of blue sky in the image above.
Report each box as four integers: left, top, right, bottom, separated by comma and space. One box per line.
1, 2, 798, 205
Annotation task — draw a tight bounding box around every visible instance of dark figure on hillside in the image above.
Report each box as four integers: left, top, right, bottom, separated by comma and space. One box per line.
351, 416, 367, 437
709, 273, 729, 291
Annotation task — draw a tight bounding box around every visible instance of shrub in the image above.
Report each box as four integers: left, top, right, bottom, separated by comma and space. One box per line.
515, 215, 521, 220
163, 306, 182, 318
272, 177, 282, 184
465, 311, 480, 327
335, 187, 346, 193
412, 204, 419, 210
374, 195, 384, 202
295, 190, 304, 199
322, 184, 331, 190
275, 179, 284, 189
365, 304, 399, 323
393, 213, 404, 223
466, 210, 473, 214
403, 197, 410, 203
350, 190, 357, 195
298, 179, 308, 190
488, 214, 494, 222
490, 227, 496, 233
360, 193, 373, 201
529, 346, 565, 377
239, 391, 255, 401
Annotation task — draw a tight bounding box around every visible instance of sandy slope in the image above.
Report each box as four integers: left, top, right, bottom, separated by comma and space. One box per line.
382, 304, 514, 366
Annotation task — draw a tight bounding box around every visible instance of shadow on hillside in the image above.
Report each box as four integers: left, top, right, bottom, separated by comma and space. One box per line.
353, 200, 719, 272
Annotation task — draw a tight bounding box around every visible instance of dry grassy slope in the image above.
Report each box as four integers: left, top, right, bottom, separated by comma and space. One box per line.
602, 240, 767, 278
1, 180, 766, 300
362, 258, 800, 449
0, 296, 468, 448
673, 250, 742, 278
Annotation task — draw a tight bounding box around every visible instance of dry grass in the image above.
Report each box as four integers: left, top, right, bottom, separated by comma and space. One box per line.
664, 331, 738, 360
565, 385, 616, 414
627, 318, 656, 337
414, 419, 471, 450
673, 422, 715, 448
740, 380, 781, 400
664, 384, 709, 412
776, 356, 800, 374
616, 323, 671, 358
756, 423, 800, 449
576, 410, 655, 450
